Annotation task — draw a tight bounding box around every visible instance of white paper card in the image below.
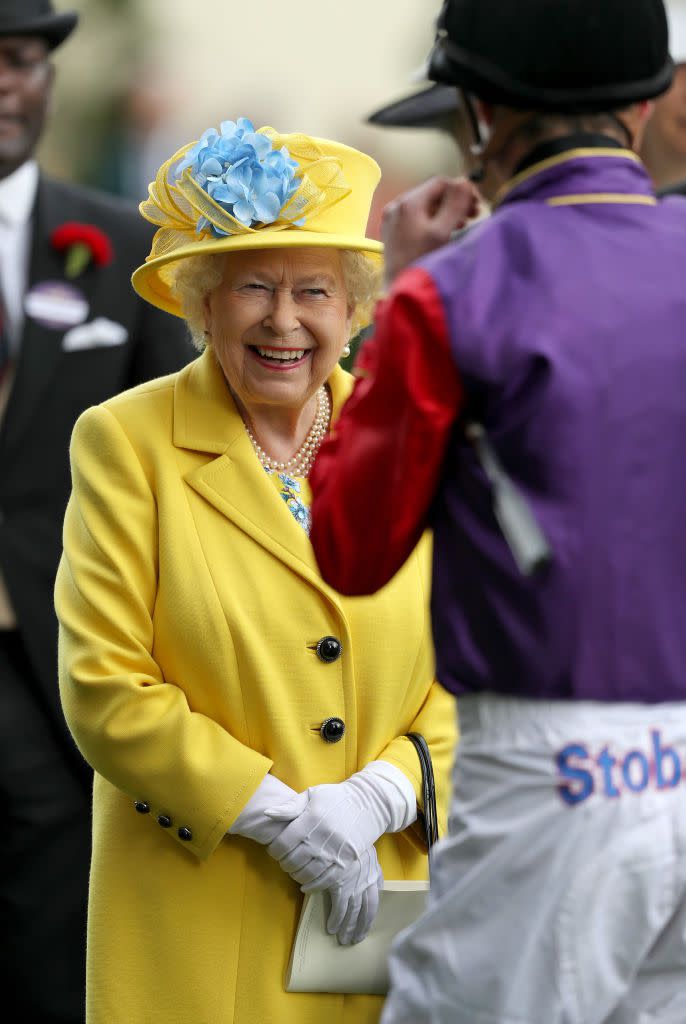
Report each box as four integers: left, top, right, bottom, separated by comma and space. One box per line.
286, 880, 429, 995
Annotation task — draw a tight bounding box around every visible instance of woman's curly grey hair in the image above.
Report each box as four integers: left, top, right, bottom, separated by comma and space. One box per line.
170, 249, 382, 351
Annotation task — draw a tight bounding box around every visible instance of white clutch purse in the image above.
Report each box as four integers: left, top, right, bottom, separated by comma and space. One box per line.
285, 880, 430, 995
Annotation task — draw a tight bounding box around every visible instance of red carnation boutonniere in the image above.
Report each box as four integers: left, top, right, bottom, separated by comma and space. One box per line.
50, 222, 114, 279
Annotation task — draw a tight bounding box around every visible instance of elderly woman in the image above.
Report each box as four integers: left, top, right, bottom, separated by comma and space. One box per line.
55, 119, 455, 1024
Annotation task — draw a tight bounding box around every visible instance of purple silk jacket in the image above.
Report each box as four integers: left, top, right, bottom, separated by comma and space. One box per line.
422, 146, 686, 702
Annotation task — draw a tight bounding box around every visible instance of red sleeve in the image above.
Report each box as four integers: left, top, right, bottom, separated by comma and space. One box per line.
309, 266, 463, 595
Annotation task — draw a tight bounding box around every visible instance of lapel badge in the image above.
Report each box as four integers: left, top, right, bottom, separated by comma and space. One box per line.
24, 281, 90, 330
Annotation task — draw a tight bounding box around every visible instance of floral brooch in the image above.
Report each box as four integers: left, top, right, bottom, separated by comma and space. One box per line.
51, 222, 114, 279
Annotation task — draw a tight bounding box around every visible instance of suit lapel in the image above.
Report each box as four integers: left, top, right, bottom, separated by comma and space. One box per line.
179, 349, 352, 597
0, 178, 100, 453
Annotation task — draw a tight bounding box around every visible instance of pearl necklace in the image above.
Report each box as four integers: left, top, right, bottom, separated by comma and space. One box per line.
245, 386, 331, 478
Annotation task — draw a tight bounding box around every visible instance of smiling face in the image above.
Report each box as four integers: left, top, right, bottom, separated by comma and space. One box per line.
204, 247, 352, 416
0, 35, 53, 178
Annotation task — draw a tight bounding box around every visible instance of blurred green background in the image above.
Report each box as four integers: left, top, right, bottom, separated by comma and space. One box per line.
43, 0, 459, 235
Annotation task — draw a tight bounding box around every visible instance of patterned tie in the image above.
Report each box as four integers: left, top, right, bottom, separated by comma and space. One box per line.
0, 291, 8, 380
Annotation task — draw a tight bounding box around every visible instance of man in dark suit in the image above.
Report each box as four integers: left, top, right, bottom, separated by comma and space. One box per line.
0, 4, 194, 1021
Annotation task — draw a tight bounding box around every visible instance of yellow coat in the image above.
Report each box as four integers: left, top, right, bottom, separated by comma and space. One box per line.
56, 349, 456, 1024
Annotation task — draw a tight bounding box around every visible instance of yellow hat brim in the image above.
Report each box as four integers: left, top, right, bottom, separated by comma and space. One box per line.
132, 230, 383, 319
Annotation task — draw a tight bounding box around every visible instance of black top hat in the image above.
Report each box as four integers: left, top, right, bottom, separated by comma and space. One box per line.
367, 83, 460, 129
428, 0, 674, 113
0, 1, 78, 51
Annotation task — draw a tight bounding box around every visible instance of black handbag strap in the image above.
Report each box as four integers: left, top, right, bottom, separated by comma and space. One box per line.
406, 732, 439, 849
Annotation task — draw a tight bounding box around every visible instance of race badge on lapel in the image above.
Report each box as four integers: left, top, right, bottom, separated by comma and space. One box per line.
24, 281, 89, 329
62, 317, 129, 352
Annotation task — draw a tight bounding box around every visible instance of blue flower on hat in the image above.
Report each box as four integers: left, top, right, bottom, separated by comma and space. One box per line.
175, 118, 301, 235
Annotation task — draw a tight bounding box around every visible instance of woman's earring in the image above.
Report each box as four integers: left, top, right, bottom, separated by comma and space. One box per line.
342, 344, 351, 359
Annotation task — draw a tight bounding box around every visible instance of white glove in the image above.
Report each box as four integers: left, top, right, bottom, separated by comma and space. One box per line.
227, 773, 298, 846
265, 760, 416, 891
326, 848, 384, 946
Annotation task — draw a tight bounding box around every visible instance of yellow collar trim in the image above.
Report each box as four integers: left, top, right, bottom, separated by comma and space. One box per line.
546, 193, 656, 207
495, 147, 642, 207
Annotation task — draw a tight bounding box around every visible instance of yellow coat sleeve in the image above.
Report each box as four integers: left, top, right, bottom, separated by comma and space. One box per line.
374, 534, 457, 847
377, 681, 456, 848
56, 404, 272, 861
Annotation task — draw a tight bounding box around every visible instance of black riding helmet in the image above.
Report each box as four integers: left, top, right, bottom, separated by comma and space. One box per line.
428, 0, 674, 112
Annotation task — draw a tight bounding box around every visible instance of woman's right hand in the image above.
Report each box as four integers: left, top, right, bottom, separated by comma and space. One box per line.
326, 847, 384, 946
229, 775, 383, 942
227, 773, 299, 846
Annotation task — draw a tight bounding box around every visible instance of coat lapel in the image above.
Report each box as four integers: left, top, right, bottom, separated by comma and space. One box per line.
0, 178, 99, 453
178, 349, 353, 595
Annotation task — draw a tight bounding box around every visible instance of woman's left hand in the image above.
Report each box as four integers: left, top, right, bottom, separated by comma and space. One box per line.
265, 763, 415, 890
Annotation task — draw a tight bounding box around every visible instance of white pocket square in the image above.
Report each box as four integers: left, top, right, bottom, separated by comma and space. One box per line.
62, 317, 129, 352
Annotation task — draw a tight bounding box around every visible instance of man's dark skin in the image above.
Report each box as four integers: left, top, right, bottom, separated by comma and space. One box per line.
0, 35, 52, 177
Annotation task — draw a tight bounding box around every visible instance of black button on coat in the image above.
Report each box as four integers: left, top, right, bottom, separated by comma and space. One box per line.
316, 637, 342, 663
320, 717, 346, 743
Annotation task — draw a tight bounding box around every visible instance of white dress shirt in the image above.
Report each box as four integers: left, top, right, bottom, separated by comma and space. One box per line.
0, 160, 38, 627
0, 159, 39, 353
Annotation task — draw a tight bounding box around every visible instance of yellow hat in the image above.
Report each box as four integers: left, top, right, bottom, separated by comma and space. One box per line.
132, 120, 383, 318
